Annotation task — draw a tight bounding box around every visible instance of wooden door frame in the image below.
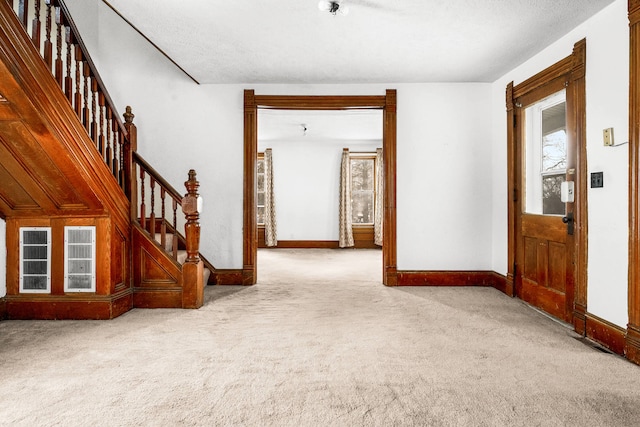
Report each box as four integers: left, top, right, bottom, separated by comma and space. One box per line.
506, 39, 587, 332
243, 90, 397, 286
628, 0, 640, 363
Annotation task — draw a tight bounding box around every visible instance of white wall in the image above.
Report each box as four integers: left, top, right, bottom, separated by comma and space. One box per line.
491, 0, 629, 327
261, 140, 381, 241
83, 0, 495, 272
0, 218, 6, 298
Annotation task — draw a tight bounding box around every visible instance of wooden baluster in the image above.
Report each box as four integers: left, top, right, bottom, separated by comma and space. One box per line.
139, 168, 146, 228
73, 46, 82, 117
160, 187, 167, 252
118, 132, 125, 187
172, 198, 178, 259
97, 92, 105, 157
149, 177, 156, 237
105, 107, 113, 167
90, 79, 98, 144
31, 0, 41, 46
82, 62, 90, 130
44, 0, 52, 68
54, 5, 63, 87
64, 26, 73, 102
108, 120, 122, 184
18, 0, 28, 29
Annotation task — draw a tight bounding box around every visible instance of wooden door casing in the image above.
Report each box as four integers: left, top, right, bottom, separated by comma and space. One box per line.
507, 39, 586, 329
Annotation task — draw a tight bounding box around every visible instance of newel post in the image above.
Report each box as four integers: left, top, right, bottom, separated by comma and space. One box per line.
123, 106, 138, 221
181, 169, 204, 308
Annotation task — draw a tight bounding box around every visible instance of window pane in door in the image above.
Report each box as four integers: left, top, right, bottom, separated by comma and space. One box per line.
542, 173, 565, 215
524, 91, 567, 215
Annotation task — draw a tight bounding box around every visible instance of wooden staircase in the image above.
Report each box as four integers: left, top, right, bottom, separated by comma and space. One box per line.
0, 0, 211, 319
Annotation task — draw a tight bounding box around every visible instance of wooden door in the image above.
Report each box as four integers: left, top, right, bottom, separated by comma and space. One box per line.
514, 84, 576, 323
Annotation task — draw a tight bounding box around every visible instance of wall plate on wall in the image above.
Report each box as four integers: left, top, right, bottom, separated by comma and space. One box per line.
591, 172, 604, 188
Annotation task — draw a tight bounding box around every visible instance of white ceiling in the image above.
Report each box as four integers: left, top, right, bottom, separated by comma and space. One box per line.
104, 0, 615, 84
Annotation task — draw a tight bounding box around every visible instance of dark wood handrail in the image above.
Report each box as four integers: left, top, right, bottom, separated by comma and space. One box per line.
133, 152, 183, 204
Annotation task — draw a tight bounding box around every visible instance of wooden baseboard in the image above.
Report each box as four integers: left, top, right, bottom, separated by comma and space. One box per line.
585, 313, 626, 355
263, 240, 341, 249
626, 325, 640, 365
133, 287, 182, 309
4, 289, 133, 320
213, 269, 245, 285
397, 270, 505, 287
0, 297, 6, 320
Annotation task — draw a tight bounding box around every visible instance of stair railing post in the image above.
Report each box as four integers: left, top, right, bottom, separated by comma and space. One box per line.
182, 169, 201, 262
181, 169, 203, 309
123, 106, 137, 221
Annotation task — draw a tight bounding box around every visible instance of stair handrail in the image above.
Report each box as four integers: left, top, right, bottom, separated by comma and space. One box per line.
7, 0, 132, 196
132, 150, 201, 262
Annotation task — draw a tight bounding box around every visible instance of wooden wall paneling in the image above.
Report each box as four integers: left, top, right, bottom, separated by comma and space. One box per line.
50, 217, 64, 295
5, 218, 19, 295
627, 0, 640, 364
95, 216, 110, 295
112, 224, 128, 293
131, 224, 182, 308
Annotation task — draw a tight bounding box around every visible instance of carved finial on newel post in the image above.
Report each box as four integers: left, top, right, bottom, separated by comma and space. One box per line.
182, 169, 201, 263
123, 106, 138, 218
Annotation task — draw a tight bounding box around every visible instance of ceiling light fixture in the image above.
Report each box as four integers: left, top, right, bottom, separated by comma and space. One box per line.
318, 1, 349, 16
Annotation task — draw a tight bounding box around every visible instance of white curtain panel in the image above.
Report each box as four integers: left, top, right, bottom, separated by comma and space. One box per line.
339, 149, 354, 248
374, 147, 384, 246
264, 148, 278, 247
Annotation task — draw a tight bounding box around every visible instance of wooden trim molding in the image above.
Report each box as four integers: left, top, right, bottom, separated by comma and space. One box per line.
628, 0, 640, 364
397, 271, 506, 288
585, 313, 626, 356
0, 297, 6, 320
266, 241, 340, 249
243, 90, 397, 286
101, 1, 199, 84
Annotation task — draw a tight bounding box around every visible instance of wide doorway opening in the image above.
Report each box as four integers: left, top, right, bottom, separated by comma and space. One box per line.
243, 91, 397, 286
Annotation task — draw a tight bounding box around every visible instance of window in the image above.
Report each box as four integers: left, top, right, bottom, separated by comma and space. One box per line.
64, 226, 96, 292
524, 90, 567, 215
19, 227, 51, 293
257, 153, 265, 225
350, 154, 376, 224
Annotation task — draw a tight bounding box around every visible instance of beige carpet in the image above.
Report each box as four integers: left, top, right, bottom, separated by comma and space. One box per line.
1, 248, 639, 426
